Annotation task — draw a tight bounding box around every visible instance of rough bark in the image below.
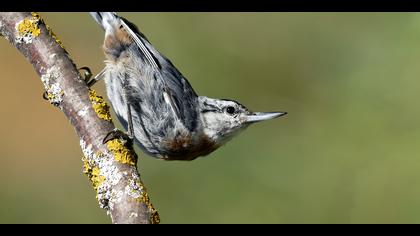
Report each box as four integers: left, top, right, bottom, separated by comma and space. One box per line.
0, 12, 159, 224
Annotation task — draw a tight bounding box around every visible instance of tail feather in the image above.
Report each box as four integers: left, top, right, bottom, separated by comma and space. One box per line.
89, 12, 119, 31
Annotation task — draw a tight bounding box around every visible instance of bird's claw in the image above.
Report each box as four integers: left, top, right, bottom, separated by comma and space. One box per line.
103, 128, 134, 147
42, 91, 49, 100
79, 66, 97, 87
42, 66, 94, 101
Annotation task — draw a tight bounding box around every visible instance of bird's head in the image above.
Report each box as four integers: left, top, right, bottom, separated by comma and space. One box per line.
198, 96, 287, 146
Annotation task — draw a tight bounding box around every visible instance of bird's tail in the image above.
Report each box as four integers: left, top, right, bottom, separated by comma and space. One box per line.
89, 12, 120, 31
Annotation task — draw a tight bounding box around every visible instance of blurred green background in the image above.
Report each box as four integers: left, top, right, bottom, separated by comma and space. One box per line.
1, 12, 420, 223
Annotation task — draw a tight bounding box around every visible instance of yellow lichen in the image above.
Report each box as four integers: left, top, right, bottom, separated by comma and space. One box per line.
82, 158, 105, 192
89, 89, 112, 122
45, 21, 65, 50
82, 158, 91, 175
47, 93, 55, 101
95, 151, 104, 158
150, 208, 160, 224
30, 12, 66, 50
136, 180, 160, 224
46, 89, 64, 105
91, 167, 106, 191
17, 15, 40, 39
30, 12, 40, 20
107, 139, 137, 165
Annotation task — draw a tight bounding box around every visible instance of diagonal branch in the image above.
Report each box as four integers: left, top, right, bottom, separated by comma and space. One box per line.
0, 12, 159, 224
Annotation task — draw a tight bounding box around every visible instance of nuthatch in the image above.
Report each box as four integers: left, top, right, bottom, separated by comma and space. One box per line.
88, 12, 287, 161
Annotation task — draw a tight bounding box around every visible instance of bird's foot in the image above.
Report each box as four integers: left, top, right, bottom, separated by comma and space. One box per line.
103, 128, 134, 147
79, 66, 97, 87
41, 66, 95, 101
42, 91, 49, 100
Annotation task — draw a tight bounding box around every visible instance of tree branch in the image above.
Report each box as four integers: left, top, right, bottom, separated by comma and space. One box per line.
0, 12, 159, 224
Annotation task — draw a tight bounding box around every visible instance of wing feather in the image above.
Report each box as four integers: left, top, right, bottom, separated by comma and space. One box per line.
120, 20, 160, 70
120, 19, 183, 120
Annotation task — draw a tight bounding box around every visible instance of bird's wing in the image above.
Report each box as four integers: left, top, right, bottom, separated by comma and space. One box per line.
120, 20, 161, 70
120, 17, 199, 131
120, 19, 182, 116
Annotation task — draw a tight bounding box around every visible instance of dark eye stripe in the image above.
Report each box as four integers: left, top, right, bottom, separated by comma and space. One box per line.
203, 101, 219, 110
201, 109, 218, 113
220, 99, 248, 111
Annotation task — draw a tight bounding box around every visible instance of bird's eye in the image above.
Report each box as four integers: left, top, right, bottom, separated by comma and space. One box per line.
225, 106, 236, 115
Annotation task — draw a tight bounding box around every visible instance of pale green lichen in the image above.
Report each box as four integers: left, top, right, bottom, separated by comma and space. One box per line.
46, 87, 64, 106
81, 138, 158, 223
41, 65, 64, 107
80, 139, 122, 211
129, 212, 138, 218
80, 140, 111, 209
77, 106, 89, 118
89, 90, 112, 122
15, 13, 40, 44
0, 21, 4, 36
125, 175, 160, 224
107, 139, 137, 165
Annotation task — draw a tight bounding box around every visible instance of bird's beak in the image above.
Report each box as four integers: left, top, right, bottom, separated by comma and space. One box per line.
245, 111, 287, 123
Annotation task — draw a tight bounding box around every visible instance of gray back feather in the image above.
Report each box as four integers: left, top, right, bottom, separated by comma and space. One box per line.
91, 12, 200, 133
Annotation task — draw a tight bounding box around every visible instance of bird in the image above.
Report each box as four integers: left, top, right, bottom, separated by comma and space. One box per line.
87, 12, 287, 161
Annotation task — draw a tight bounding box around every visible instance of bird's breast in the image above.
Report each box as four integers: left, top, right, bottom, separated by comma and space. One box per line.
161, 133, 220, 161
